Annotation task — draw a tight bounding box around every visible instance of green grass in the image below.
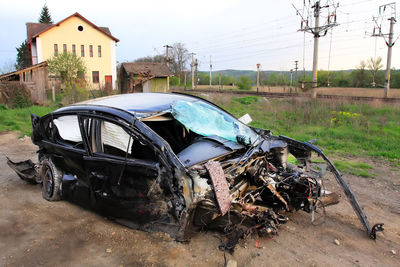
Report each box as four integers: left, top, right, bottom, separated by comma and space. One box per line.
333, 161, 374, 178
288, 152, 374, 177
0, 105, 56, 137
207, 95, 400, 163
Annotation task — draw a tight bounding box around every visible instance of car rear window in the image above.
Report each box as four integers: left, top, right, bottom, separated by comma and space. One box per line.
53, 115, 82, 143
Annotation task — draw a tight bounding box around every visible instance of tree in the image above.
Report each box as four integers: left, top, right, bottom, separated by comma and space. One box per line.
134, 55, 165, 63
264, 73, 279, 86
332, 71, 350, 87
367, 57, 383, 87
212, 74, 237, 86
198, 72, 209, 85
168, 43, 190, 81
47, 52, 86, 85
237, 76, 252, 90
0, 59, 16, 74
352, 60, 368, 87
15, 40, 32, 70
317, 70, 329, 87
38, 4, 53, 24
391, 71, 400, 88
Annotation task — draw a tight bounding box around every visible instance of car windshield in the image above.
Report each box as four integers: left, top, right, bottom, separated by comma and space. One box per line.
171, 100, 258, 145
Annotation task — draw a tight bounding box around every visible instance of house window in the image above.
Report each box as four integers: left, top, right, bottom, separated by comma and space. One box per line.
72, 44, 76, 55
54, 44, 58, 56
89, 45, 93, 57
81, 45, 85, 57
92, 71, 99, 83
63, 44, 67, 54
98, 45, 101, 57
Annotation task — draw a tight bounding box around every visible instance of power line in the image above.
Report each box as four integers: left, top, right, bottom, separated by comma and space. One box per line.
371, 2, 397, 97
294, 0, 339, 98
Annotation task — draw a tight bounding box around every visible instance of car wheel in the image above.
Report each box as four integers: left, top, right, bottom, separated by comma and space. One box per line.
40, 158, 62, 201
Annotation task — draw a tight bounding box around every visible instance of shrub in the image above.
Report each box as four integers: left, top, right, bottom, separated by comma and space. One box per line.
169, 76, 180, 86
237, 76, 252, 90
0, 82, 32, 108
233, 96, 259, 105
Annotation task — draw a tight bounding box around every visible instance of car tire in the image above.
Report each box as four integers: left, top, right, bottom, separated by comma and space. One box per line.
40, 158, 62, 201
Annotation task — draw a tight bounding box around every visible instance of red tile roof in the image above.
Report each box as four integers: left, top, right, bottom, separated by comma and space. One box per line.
26, 12, 119, 42
26, 23, 53, 42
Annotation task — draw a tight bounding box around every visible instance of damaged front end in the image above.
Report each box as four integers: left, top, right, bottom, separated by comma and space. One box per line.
184, 132, 383, 250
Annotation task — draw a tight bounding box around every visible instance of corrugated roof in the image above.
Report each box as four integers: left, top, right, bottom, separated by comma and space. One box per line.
121, 62, 173, 77
0, 61, 48, 80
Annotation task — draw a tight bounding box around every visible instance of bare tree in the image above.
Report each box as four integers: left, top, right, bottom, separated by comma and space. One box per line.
367, 57, 383, 87
169, 43, 189, 81
352, 60, 368, 88
0, 59, 16, 74
134, 55, 165, 63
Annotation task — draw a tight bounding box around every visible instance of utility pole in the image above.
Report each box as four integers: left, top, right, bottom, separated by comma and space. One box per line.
256, 63, 261, 94
294, 60, 299, 93
163, 45, 172, 63
290, 69, 293, 94
311, 2, 320, 98
372, 3, 397, 98
190, 53, 195, 89
209, 56, 212, 88
294, 1, 339, 98
194, 59, 199, 89
219, 73, 222, 90
384, 17, 395, 97
184, 70, 187, 90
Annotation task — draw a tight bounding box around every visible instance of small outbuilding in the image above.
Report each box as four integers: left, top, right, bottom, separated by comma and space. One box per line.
0, 62, 55, 104
119, 62, 173, 94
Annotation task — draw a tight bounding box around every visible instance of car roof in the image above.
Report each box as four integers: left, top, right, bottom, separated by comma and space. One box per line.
75, 93, 197, 114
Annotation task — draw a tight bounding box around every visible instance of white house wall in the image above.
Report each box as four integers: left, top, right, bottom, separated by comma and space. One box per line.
36, 37, 43, 63
31, 41, 38, 65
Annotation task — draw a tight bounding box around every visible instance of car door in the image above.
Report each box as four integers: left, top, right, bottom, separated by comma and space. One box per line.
80, 115, 163, 225
40, 113, 87, 181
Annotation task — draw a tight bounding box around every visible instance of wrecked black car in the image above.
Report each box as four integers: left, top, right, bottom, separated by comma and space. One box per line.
7, 93, 383, 245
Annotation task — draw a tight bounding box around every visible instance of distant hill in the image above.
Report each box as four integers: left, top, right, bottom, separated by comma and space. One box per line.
203, 69, 313, 81
203, 69, 355, 79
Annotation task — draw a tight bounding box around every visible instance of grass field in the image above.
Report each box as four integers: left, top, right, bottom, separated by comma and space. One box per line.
195, 85, 400, 98
1, 95, 399, 175
204, 95, 400, 164
0, 105, 56, 137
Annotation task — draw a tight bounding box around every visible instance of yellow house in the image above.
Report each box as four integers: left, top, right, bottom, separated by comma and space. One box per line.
27, 13, 119, 89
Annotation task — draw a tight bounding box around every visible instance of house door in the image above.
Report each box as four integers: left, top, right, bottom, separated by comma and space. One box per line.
105, 75, 112, 89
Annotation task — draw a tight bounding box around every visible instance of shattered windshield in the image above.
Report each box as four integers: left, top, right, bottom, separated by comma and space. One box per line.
171, 100, 258, 145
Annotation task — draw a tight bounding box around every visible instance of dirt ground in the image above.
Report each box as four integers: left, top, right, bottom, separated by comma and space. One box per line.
1, 131, 399, 267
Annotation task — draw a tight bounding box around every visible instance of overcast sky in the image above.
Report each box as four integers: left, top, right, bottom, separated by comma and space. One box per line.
1, 0, 399, 72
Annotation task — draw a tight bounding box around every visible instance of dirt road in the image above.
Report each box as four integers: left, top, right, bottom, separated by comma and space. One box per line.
1, 131, 399, 266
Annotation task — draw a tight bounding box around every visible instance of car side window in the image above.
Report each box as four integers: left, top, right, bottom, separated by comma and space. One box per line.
51, 115, 83, 147
100, 120, 132, 157
83, 117, 156, 161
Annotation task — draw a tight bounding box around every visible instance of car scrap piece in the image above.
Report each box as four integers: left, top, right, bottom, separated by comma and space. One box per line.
279, 135, 384, 239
